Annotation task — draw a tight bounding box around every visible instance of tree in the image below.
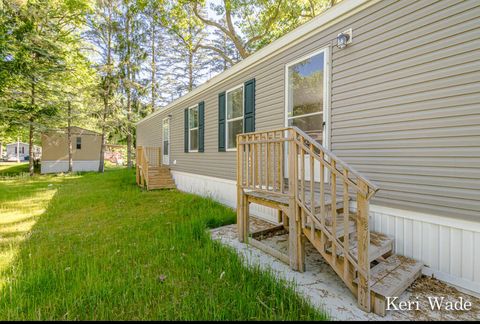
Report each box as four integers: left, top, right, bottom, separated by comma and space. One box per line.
207, 20, 239, 74
1, 0, 90, 175
56, 42, 99, 173
192, 0, 341, 63
161, 1, 211, 96
116, 0, 148, 168
86, 0, 121, 172
143, 0, 168, 112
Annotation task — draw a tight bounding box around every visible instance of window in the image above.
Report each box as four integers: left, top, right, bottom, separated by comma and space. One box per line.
286, 49, 327, 144
226, 85, 244, 150
76, 137, 82, 150
188, 105, 199, 152
163, 118, 169, 157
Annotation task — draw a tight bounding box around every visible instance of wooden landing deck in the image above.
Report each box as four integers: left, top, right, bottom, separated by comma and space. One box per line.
244, 189, 347, 208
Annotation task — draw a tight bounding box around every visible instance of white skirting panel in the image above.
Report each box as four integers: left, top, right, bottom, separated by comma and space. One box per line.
369, 205, 480, 296
41, 160, 100, 174
172, 170, 480, 295
171, 171, 278, 223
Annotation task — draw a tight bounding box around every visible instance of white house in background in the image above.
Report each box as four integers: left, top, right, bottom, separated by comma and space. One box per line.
5, 142, 41, 162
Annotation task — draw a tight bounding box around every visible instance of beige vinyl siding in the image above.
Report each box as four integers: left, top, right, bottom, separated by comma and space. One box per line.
137, 0, 480, 222
42, 130, 102, 161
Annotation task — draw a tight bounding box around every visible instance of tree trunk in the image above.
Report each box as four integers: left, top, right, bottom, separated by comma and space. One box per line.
99, 97, 107, 173
67, 101, 73, 173
29, 81, 35, 176
188, 51, 193, 92
0, 141, 3, 160
29, 119, 34, 176
151, 18, 156, 113
16, 137, 20, 163
126, 10, 132, 169
99, 5, 113, 173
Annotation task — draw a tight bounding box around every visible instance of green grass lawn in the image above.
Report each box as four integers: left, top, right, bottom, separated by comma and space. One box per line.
0, 168, 327, 320
0, 162, 30, 177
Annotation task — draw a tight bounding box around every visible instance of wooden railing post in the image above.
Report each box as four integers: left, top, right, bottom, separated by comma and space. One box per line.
159, 146, 162, 167
288, 130, 305, 272
139, 147, 144, 187
142, 148, 149, 190
356, 179, 371, 312
237, 135, 248, 243
136, 147, 140, 185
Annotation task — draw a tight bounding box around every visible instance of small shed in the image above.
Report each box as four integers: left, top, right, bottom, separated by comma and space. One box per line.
41, 126, 102, 173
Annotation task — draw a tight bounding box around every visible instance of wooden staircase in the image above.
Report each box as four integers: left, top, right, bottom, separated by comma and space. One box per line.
236, 127, 422, 316
136, 146, 176, 190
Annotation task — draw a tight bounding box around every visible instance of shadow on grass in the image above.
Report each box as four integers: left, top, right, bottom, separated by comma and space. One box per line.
0, 163, 29, 177
0, 168, 328, 321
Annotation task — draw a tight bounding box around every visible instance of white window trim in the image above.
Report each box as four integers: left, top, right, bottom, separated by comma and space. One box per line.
162, 117, 170, 165
284, 46, 330, 151
284, 46, 331, 182
225, 84, 244, 152
188, 104, 199, 153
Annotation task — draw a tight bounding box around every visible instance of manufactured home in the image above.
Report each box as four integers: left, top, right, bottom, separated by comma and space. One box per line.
136, 0, 480, 312
5, 142, 41, 162
41, 127, 102, 173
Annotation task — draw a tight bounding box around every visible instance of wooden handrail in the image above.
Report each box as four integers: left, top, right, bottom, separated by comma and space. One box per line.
236, 126, 379, 312
135, 146, 162, 189
291, 126, 379, 198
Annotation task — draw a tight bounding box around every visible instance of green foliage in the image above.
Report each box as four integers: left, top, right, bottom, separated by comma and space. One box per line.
0, 168, 328, 320
1, 0, 342, 165
0, 0, 96, 144
192, 0, 340, 60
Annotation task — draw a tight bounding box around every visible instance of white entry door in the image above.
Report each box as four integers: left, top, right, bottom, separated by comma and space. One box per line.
162, 118, 170, 165
285, 47, 330, 182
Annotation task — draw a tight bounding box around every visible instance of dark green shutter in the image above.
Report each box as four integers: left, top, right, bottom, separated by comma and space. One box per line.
184, 108, 189, 153
198, 101, 205, 152
218, 92, 226, 152
244, 78, 255, 133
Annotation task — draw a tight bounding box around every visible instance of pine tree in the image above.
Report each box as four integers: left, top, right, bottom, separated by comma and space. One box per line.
86, 0, 121, 172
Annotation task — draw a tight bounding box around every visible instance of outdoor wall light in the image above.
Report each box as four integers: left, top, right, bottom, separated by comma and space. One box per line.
337, 28, 353, 49
168, 114, 173, 118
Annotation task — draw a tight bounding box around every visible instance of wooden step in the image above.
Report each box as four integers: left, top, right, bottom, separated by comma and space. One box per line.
356, 254, 423, 316
149, 181, 176, 189
150, 181, 175, 186
149, 176, 174, 181
149, 172, 172, 176
244, 190, 289, 206
304, 216, 356, 237
148, 171, 172, 175
149, 169, 171, 173
149, 185, 176, 190
310, 212, 358, 228
327, 231, 393, 263
150, 179, 175, 184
